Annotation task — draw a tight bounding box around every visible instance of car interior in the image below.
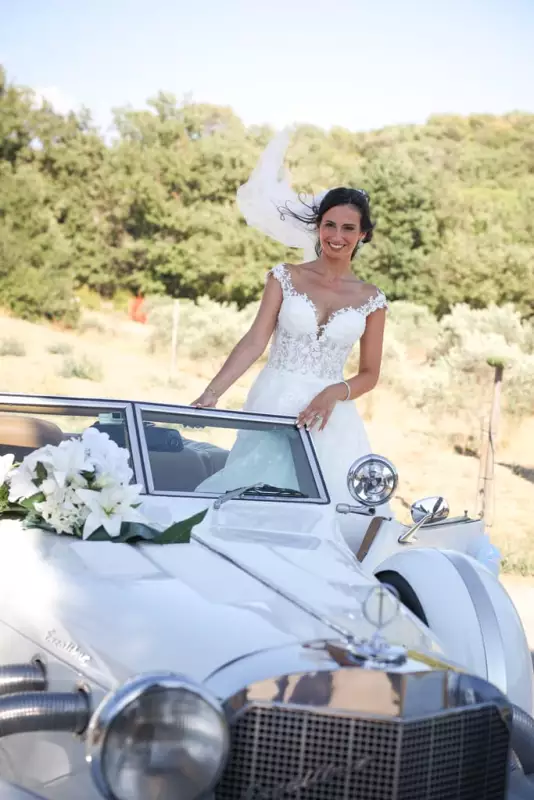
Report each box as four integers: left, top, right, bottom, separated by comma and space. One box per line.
0, 410, 317, 498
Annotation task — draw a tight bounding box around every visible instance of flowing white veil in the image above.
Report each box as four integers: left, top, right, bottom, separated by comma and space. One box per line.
236, 127, 327, 262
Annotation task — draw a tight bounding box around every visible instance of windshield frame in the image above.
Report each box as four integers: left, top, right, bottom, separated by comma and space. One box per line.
135, 402, 329, 504
0, 393, 330, 505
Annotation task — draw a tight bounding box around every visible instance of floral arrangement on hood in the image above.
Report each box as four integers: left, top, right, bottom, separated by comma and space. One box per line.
0, 428, 204, 544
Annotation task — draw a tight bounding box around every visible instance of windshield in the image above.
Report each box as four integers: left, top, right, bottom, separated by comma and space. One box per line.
0, 397, 328, 503
137, 406, 326, 501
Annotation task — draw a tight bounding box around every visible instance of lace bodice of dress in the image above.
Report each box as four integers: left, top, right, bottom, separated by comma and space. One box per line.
266, 263, 388, 381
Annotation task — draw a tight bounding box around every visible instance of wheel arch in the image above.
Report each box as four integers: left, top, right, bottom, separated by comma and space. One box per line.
374, 548, 534, 714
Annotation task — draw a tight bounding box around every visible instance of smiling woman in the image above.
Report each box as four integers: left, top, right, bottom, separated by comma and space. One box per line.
192, 133, 387, 508
286, 186, 375, 262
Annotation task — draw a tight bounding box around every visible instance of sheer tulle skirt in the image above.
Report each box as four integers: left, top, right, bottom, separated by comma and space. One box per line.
244, 367, 371, 505
197, 366, 373, 504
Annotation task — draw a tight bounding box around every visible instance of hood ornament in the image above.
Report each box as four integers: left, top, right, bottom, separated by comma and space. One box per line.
346, 585, 407, 666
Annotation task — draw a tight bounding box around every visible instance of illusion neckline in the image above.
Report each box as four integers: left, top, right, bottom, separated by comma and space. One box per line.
279, 263, 367, 332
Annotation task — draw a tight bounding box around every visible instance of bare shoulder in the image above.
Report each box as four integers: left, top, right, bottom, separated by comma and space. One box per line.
284, 260, 317, 269
283, 260, 317, 277
358, 280, 385, 299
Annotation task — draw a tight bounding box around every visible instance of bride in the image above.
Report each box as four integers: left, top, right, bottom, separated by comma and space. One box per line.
191, 130, 387, 506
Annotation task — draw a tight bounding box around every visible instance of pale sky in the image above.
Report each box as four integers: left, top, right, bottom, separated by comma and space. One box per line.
1, 0, 533, 135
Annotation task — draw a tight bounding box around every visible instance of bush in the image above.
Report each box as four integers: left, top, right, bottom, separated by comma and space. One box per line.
47, 341, 72, 355
432, 303, 533, 357
347, 300, 534, 420
428, 306, 534, 416
386, 300, 441, 349
0, 337, 26, 356
77, 316, 107, 335
147, 296, 259, 360
59, 355, 103, 381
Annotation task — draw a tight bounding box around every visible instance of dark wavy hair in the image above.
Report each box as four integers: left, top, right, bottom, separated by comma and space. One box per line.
279, 187, 375, 259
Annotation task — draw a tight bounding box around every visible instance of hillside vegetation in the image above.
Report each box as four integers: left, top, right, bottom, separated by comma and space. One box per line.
1, 66, 534, 324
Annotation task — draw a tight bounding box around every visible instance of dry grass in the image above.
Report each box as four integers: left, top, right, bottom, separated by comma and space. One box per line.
0, 307, 532, 575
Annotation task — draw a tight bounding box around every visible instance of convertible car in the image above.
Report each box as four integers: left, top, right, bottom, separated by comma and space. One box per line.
0, 392, 533, 800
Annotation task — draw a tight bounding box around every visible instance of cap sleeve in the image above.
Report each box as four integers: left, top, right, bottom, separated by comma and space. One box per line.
361, 289, 388, 317
265, 263, 293, 296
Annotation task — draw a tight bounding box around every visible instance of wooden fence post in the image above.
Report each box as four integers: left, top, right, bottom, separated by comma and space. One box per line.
170, 299, 179, 379
476, 360, 504, 526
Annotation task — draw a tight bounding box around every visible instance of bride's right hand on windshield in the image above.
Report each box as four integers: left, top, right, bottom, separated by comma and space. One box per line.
191, 387, 219, 408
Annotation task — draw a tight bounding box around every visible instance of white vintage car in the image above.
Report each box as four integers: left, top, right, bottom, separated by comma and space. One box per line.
0, 392, 533, 800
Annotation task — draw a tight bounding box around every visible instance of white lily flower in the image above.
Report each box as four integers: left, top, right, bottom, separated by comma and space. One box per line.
8, 462, 40, 502
47, 438, 94, 489
40, 476, 60, 496
76, 484, 146, 540
0, 454, 15, 487
8, 427, 141, 540
81, 428, 133, 486
23, 445, 56, 471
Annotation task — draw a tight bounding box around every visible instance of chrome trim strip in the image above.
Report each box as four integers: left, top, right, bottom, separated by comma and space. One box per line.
148, 489, 324, 504
0, 394, 146, 493
134, 405, 156, 494
299, 425, 330, 502
0, 394, 131, 412
135, 403, 329, 504
136, 402, 302, 426
442, 551, 507, 693
124, 404, 146, 494
223, 670, 510, 720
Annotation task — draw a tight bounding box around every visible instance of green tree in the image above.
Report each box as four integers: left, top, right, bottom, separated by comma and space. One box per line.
1, 65, 533, 320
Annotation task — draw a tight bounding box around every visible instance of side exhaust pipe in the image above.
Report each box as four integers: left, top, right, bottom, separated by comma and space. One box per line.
0, 663, 47, 697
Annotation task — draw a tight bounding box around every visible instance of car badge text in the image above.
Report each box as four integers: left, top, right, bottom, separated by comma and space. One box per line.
244, 757, 372, 800
45, 630, 91, 665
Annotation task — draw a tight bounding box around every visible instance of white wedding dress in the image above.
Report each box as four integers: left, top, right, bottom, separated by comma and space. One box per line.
198, 263, 388, 506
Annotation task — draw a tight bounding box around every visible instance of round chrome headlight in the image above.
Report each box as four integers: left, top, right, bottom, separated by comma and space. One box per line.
86, 673, 229, 800
347, 454, 398, 507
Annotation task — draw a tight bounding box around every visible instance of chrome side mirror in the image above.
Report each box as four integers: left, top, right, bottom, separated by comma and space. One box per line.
398, 496, 450, 544
410, 496, 450, 525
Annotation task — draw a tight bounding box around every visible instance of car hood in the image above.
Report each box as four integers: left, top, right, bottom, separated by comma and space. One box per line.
0, 507, 441, 690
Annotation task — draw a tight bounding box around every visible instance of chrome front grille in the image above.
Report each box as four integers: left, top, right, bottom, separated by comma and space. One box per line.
216, 703, 509, 800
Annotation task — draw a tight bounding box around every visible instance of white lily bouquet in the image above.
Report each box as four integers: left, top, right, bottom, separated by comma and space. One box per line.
0, 428, 205, 543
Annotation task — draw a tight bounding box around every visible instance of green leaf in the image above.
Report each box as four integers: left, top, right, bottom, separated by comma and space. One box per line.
85, 521, 156, 542
20, 492, 45, 510
85, 509, 207, 544
150, 509, 207, 544
0, 508, 26, 521
35, 462, 48, 484
84, 526, 111, 541
22, 515, 57, 534
0, 483, 9, 514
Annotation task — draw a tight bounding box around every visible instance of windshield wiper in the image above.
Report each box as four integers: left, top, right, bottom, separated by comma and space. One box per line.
213, 483, 308, 509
